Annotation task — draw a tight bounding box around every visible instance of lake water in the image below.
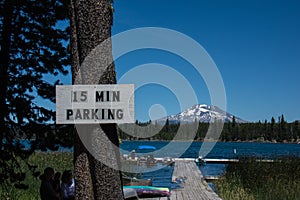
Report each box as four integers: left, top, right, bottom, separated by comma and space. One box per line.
121, 141, 300, 188
18, 140, 300, 188
121, 141, 300, 159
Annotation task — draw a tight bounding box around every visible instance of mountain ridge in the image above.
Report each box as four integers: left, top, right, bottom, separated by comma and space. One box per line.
156, 104, 247, 124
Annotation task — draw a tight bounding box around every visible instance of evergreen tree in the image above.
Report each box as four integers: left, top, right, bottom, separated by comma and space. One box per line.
231, 116, 239, 140
257, 120, 262, 139
280, 114, 289, 141
0, 0, 69, 191
264, 119, 270, 140
232, 116, 236, 128
294, 120, 300, 140
119, 119, 298, 142
164, 118, 170, 133
271, 117, 276, 140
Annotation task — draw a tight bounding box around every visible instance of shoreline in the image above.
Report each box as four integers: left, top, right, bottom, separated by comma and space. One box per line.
121, 139, 300, 144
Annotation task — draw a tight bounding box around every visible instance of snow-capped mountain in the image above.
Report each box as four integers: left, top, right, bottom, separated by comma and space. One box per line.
157, 104, 247, 124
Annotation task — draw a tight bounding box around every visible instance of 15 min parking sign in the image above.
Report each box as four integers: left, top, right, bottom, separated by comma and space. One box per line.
56, 84, 134, 124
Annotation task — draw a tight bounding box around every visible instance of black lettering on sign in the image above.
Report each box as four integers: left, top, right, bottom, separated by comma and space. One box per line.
95, 91, 120, 102
116, 109, 123, 119
72, 91, 88, 102
66, 109, 124, 121
66, 110, 73, 120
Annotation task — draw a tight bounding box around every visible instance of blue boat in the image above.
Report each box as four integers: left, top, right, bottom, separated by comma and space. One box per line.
138, 145, 156, 150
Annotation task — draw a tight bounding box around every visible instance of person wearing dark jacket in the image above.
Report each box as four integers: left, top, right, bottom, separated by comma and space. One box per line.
40, 167, 59, 200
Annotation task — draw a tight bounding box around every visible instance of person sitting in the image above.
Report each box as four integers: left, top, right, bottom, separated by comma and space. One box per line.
54, 172, 61, 197
40, 167, 60, 200
61, 170, 75, 200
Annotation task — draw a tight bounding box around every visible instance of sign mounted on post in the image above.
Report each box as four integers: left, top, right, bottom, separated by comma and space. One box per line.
56, 84, 134, 124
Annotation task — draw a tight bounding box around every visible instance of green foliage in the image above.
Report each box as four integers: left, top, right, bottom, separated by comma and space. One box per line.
0, 0, 72, 192
215, 178, 255, 200
1, 0, 69, 124
215, 157, 300, 200
119, 116, 299, 142
0, 152, 73, 200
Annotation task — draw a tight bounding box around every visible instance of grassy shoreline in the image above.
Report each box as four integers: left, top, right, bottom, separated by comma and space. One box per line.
122, 139, 300, 144
2, 151, 300, 199
214, 156, 300, 200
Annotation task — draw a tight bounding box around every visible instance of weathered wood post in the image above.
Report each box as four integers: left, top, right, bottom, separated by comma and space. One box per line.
68, 0, 124, 199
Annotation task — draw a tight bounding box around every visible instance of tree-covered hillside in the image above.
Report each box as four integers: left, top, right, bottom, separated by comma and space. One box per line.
119, 116, 300, 142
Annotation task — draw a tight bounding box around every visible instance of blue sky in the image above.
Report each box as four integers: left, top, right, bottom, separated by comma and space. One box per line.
111, 0, 300, 122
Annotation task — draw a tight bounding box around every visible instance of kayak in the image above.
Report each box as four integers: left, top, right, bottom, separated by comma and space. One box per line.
138, 145, 157, 150
123, 186, 170, 198
122, 176, 152, 186
123, 188, 139, 200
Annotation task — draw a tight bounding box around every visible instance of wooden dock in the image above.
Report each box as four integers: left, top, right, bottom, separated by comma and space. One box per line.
202, 158, 239, 164
201, 158, 274, 164
156, 157, 274, 165
124, 156, 275, 199
142, 160, 221, 200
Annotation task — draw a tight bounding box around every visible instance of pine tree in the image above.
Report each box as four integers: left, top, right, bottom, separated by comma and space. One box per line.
280, 114, 289, 141
294, 120, 300, 140
270, 117, 276, 141
0, 0, 69, 191
231, 116, 239, 140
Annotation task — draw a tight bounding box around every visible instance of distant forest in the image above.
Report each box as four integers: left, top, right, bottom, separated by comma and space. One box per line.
118, 115, 300, 143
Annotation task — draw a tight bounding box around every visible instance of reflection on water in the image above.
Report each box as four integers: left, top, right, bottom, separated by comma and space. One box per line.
141, 165, 175, 189
199, 163, 226, 176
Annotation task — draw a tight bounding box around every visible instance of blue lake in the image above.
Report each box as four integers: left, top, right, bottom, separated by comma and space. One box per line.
121, 141, 300, 188
121, 141, 300, 159
18, 140, 300, 188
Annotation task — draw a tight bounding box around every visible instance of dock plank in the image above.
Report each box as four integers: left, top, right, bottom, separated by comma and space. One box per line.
141, 160, 221, 200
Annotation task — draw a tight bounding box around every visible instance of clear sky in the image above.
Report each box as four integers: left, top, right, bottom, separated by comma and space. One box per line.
111, 0, 300, 122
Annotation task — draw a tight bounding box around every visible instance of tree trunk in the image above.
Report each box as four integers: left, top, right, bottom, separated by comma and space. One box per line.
69, 0, 123, 199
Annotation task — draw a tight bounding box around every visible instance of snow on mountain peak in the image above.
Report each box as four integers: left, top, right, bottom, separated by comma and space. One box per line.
156, 104, 246, 124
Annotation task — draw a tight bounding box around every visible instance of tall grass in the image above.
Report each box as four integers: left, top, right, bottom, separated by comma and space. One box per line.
0, 152, 73, 200
215, 156, 300, 200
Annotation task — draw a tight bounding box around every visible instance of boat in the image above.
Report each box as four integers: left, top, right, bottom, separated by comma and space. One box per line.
123, 186, 170, 198
138, 145, 156, 150
123, 176, 153, 186
123, 187, 139, 200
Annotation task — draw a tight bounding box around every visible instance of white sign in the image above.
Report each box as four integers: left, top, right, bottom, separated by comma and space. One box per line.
56, 84, 134, 124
